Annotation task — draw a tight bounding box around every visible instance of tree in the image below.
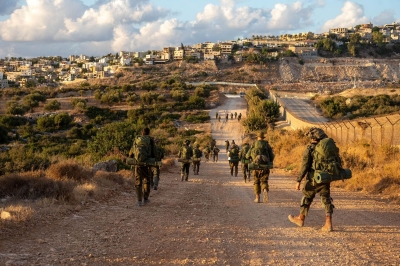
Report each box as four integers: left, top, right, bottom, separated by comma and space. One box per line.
88, 121, 138, 159
372, 31, 384, 45
43, 100, 61, 111
349, 33, 361, 44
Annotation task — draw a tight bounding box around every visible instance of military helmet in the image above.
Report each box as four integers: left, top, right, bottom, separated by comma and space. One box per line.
257, 132, 265, 139
195, 143, 200, 148
232, 140, 235, 144
185, 139, 191, 144
306, 127, 327, 140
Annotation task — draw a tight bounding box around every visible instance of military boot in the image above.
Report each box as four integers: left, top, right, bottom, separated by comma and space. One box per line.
321, 214, 333, 232
288, 214, 305, 227
254, 194, 261, 203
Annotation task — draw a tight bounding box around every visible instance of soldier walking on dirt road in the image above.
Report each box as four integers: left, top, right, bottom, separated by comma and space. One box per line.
178, 140, 193, 181
212, 145, 220, 162
288, 128, 335, 232
246, 132, 274, 204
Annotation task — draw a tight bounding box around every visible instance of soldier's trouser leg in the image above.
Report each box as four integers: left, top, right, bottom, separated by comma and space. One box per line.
242, 164, 247, 179
229, 162, 234, 176
152, 166, 160, 187
183, 163, 190, 180
135, 166, 149, 201
260, 169, 270, 192
318, 183, 334, 214
300, 180, 317, 216
253, 170, 262, 195
216, 154, 218, 162
234, 162, 238, 176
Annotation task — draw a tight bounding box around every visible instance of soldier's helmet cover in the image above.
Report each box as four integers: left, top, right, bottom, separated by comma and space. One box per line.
185, 139, 191, 144
306, 127, 327, 140
195, 143, 200, 148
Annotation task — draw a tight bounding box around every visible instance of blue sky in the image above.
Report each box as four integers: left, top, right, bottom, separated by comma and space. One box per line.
0, 0, 398, 58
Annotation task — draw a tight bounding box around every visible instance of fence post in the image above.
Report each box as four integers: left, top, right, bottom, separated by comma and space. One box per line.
348, 121, 356, 143
365, 120, 374, 144
385, 117, 400, 147
342, 122, 350, 146
336, 122, 343, 144
373, 118, 385, 146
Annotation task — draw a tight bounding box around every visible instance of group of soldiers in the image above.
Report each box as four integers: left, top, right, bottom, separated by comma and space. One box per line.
216, 111, 242, 122
131, 127, 336, 231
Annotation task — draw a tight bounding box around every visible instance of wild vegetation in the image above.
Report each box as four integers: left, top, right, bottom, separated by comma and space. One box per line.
316, 94, 400, 119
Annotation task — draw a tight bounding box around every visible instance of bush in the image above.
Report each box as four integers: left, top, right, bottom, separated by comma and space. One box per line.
46, 161, 93, 183
0, 172, 75, 200
44, 100, 61, 111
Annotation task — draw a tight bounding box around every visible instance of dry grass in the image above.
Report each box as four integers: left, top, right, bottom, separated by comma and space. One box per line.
46, 160, 94, 183
161, 158, 176, 171
1, 205, 33, 223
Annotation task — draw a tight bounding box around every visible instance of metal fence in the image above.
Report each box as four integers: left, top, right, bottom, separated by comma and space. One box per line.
320, 114, 400, 146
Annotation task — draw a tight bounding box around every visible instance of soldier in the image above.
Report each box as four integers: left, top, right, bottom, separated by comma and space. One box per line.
151, 139, 164, 190
192, 143, 203, 175
230, 113, 234, 120
225, 140, 230, 152
129, 127, 156, 207
238, 113, 242, 121
218, 116, 221, 122
288, 128, 334, 232
215, 112, 218, 119
225, 113, 229, 122
246, 132, 274, 204
212, 145, 220, 162
204, 145, 211, 162
178, 139, 193, 181
228, 141, 240, 177
239, 142, 251, 182
234, 112, 237, 119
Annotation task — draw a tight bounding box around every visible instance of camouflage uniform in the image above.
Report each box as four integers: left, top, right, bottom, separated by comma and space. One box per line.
212, 146, 220, 162
192, 144, 202, 175
228, 144, 240, 177
151, 145, 164, 190
225, 140, 230, 152
246, 132, 274, 203
288, 127, 334, 232
178, 140, 193, 181
239, 143, 251, 182
296, 142, 334, 217
129, 128, 156, 206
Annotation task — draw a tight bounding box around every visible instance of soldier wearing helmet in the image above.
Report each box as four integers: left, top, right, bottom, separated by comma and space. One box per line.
288, 127, 334, 232
178, 139, 193, 181
151, 138, 164, 190
192, 143, 203, 175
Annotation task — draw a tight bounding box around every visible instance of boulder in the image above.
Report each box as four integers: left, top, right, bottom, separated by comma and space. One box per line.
93, 160, 118, 172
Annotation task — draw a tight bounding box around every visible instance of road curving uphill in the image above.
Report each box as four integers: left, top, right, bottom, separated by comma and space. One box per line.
0, 97, 399, 265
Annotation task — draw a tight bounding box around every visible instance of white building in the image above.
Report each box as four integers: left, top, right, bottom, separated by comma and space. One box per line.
0, 72, 9, 88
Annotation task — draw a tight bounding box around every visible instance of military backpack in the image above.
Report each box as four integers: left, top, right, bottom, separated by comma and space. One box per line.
251, 140, 271, 164
131, 135, 152, 163
312, 138, 342, 176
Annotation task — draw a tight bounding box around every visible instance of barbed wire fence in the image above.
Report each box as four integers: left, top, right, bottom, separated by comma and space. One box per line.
320, 114, 400, 147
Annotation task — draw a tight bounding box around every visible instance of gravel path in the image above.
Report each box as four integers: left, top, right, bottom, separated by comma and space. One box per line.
1, 97, 399, 265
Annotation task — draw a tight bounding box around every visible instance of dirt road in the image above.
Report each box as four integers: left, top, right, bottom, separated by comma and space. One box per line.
1, 97, 399, 265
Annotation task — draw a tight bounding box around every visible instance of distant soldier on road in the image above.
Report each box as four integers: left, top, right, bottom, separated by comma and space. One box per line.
192, 143, 203, 175
151, 139, 164, 190
228, 141, 240, 177
225, 113, 229, 122
230, 113, 234, 120
234, 112, 237, 119
215, 112, 218, 119
212, 145, 220, 162
240, 142, 251, 182
178, 139, 193, 181
225, 140, 230, 152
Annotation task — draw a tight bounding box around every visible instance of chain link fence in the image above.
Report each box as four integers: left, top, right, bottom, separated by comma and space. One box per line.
321, 114, 400, 146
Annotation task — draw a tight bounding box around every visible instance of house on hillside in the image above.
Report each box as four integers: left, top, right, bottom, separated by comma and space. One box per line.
288, 45, 318, 59
0, 72, 9, 89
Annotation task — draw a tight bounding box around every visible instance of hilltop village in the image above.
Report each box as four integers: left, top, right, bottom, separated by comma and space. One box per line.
1, 22, 400, 91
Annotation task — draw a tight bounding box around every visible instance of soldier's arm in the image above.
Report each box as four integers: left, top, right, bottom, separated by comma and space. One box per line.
150, 138, 156, 158
297, 145, 313, 182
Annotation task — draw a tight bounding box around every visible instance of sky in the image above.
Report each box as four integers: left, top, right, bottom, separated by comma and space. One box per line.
0, 0, 398, 58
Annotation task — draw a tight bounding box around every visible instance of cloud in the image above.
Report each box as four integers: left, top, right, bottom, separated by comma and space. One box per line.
0, 0, 19, 15
0, 0, 320, 57
321, 1, 368, 32
373, 10, 395, 26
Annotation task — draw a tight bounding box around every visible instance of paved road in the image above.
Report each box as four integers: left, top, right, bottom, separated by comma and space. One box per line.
279, 97, 328, 123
